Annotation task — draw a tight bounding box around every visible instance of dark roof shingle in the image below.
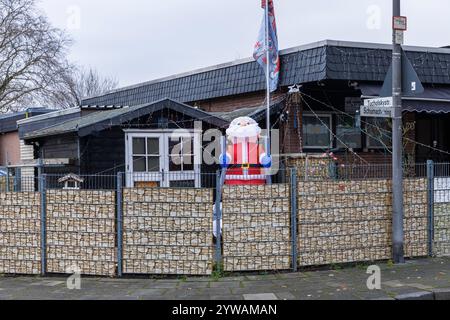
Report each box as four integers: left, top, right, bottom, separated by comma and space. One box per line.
81, 40, 450, 107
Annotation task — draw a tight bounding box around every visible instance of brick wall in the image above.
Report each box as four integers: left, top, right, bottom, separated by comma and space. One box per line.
297, 178, 428, 266
122, 188, 213, 275
46, 190, 116, 276
222, 185, 292, 272
0, 192, 41, 274
194, 91, 286, 113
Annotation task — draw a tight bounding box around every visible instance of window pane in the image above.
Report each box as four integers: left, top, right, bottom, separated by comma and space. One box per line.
183, 155, 194, 171
169, 156, 182, 172
133, 157, 146, 172
147, 157, 160, 172
303, 116, 331, 148
147, 138, 160, 155
182, 137, 194, 155
133, 138, 146, 155
169, 137, 182, 157
337, 115, 362, 149
366, 118, 392, 148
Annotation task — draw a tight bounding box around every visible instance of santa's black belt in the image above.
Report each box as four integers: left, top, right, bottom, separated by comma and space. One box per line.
228, 164, 262, 169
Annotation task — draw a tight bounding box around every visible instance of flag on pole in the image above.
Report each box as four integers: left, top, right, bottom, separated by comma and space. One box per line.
253, 0, 280, 92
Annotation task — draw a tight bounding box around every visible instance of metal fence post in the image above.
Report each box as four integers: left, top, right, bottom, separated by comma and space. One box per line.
426, 160, 435, 257
290, 168, 298, 272
214, 170, 222, 266
5, 167, 10, 192
39, 174, 47, 276
117, 172, 123, 277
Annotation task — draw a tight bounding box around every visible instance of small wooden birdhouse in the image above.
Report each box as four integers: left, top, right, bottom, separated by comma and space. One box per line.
58, 173, 84, 190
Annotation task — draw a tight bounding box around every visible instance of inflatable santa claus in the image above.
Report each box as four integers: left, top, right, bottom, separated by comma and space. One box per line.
220, 117, 271, 185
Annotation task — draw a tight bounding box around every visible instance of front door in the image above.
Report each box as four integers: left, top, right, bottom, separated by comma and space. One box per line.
125, 131, 201, 188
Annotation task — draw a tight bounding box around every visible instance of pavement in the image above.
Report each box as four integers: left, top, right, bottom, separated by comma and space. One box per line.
0, 257, 449, 300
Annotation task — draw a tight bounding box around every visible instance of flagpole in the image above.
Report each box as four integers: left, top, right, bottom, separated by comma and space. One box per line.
265, 0, 271, 158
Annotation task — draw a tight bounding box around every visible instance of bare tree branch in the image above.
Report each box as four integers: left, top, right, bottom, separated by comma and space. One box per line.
47, 66, 118, 109
0, 0, 72, 113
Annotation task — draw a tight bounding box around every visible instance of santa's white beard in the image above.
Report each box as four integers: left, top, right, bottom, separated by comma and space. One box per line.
226, 124, 261, 139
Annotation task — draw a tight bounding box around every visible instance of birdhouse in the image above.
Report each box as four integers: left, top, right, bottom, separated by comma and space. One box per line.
58, 173, 84, 190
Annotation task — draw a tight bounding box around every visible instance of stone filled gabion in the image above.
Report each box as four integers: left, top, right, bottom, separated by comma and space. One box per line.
297, 178, 429, 266
222, 185, 292, 272
434, 203, 450, 257
0, 192, 41, 275
46, 190, 116, 276
122, 188, 213, 276
287, 157, 332, 180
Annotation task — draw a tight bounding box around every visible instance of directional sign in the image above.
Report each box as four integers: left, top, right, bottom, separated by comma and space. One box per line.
361, 97, 394, 118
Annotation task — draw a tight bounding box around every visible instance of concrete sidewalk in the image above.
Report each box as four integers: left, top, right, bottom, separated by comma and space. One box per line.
0, 258, 449, 300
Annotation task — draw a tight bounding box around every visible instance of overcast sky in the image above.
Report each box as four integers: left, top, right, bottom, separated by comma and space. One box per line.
39, 0, 450, 88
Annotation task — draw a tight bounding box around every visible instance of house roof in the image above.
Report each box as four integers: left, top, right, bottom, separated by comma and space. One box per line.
81, 40, 450, 107
0, 108, 54, 134
24, 98, 229, 140
18, 108, 81, 139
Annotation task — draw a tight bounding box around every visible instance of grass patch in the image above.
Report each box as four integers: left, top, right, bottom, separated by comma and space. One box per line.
387, 260, 394, 268
211, 262, 225, 281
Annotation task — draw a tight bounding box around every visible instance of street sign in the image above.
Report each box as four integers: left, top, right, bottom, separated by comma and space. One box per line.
393, 16, 407, 30
394, 30, 404, 45
360, 97, 394, 118
364, 97, 393, 108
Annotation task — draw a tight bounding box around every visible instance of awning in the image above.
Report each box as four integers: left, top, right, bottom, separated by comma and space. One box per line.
358, 82, 450, 114
402, 100, 450, 114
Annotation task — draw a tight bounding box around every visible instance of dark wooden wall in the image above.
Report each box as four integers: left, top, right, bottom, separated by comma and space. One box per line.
39, 134, 80, 175
80, 127, 126, 176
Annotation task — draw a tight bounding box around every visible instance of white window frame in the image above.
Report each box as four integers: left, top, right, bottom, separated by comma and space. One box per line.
125, 129, 202, 188
302, 114, 333, 149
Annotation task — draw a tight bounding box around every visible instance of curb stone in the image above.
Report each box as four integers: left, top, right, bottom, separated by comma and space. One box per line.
395, 291, 434, 300
432, 288, 450, 300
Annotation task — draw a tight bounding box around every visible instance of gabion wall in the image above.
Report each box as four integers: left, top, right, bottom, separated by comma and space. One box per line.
222, 185, 292, 272
434, 178, 450, 257
122, 188, 213, 275
0, 193, 41, 275
297, 178, 428, 266
46, 190, 117, 276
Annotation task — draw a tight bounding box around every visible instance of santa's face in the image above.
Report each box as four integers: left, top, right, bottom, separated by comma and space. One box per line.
226, 117, 262, 142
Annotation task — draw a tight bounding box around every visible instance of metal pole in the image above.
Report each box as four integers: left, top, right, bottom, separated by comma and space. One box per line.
116, 172, 123, 277
5, 167, 10, 192
215, 170, 223, 265
265, 0, 271, 156
426, 160, 435, 257
39, 174, 47, 276
392, 0, 405, 264
290, 168, 298, 272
